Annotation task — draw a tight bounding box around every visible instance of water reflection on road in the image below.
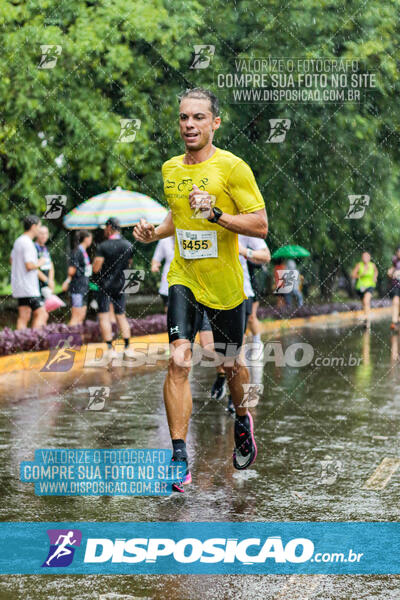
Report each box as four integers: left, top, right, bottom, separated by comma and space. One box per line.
0, 320, 399, 599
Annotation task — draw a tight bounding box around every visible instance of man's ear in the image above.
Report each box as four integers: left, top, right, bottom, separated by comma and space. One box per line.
212, 116, 221, 132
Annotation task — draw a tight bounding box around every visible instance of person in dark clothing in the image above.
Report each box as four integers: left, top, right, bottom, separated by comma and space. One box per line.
92, 217, 134, 360
62, 230, 93, 325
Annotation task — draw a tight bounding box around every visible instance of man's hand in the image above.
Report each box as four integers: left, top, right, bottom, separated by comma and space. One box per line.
133, 218, 157, 243
189, 184, 214, 217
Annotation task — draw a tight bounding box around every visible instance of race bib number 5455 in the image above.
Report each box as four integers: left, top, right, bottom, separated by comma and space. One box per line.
176, 229, 218, 259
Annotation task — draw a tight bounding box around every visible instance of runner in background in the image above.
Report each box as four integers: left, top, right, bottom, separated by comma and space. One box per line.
62, 230, 92, 325
151, 236, 175, 312
387, 247, 400, 331
352, 251, 377, 329
216, 235, 270, 412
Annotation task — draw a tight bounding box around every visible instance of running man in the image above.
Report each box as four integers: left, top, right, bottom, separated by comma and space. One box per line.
133, 88, 268, 491
352, 251, 377, 328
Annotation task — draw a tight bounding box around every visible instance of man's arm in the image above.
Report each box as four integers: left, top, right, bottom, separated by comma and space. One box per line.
239, 243, 270, 265
92, 256, 104, 274
25, 257, 47, 271
133, 211, 175, 244
211, 208, 268, 238
351, 264, 360, 279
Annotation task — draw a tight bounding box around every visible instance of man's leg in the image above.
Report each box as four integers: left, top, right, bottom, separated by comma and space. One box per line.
17, 305, 31, 329
392, 294, 399, 324
164, 339, 193, 440
31, 306, 47, 329
363, 291, 372, 322
69, 306, 86, 325
113, 293, 131, 354
205, 300, 257, 469
164, 285, 202, 491
98, 312, 113, 343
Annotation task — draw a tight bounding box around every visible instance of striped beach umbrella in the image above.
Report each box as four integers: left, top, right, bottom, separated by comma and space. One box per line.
63, 187, 168, 230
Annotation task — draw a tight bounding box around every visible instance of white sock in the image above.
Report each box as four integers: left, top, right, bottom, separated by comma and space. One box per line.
252, 334, 261, 344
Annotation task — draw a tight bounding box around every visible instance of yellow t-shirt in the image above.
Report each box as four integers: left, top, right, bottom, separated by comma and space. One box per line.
162, 147, 265, 309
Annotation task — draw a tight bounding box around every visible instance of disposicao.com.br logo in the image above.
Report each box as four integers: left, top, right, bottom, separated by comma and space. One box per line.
84, 535, 314, 564
0, 522, 393, 574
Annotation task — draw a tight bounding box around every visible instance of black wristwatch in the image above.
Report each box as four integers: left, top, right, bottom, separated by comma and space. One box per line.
207, 206, 223, 223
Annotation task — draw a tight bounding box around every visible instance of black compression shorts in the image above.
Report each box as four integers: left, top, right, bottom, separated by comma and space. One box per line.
167, 284, 245, 356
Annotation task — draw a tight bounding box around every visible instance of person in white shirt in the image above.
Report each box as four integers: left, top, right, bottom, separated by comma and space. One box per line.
151, 236, 175, 312
211, 235, 271, 406
11, 215, 48, 330
238, 235, 271, 342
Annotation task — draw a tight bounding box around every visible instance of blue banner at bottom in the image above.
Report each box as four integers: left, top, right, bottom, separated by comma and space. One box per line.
0, 522, 398, 574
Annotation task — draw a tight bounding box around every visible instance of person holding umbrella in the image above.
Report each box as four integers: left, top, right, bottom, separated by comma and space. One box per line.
272, 245, 310, 308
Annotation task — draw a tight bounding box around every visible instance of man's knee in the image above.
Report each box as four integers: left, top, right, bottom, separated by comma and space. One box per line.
224, 360, 246, 378
167, 356, 191, 380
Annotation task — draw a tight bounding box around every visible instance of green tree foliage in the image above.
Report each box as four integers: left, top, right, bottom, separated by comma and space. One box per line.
1, 0, 399, 297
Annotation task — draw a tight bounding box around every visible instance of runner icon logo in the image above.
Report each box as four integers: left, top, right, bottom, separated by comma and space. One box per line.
41, 333, 82, 372
38, 45, 62, 69
44, 195, 67, 219
118, 119, 141, 143
87, 387, 110, 411
122, 270, 145, 294
190, 45, 215, 69
266, 119, 291, 143
274, 269, 299, 294
240, 383, 264, 408
42, 529, 82, 567
345, 195, 370, 219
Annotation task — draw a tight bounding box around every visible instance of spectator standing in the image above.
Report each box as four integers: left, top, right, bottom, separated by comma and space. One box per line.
62, 230, 93, 325
11, 215, 47, 329
35, 225, 55, 324
92, 217, 134, 360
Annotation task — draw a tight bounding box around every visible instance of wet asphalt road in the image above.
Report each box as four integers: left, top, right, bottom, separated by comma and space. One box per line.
0, 319, 399, 599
